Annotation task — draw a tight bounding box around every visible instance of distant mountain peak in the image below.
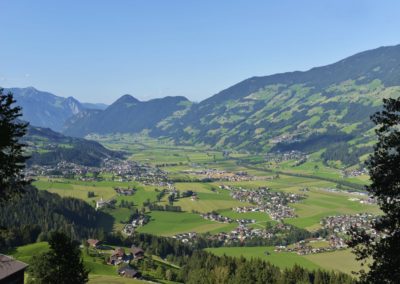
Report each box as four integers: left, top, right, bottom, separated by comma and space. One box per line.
114, 94, 140, 104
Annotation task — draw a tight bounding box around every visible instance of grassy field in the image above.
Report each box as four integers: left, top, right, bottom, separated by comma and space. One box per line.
285, 188, 380, 230
206, 246, 319, 270
89, 275, 146, 284
137, 211, 236, 236
303, 249, 364, 275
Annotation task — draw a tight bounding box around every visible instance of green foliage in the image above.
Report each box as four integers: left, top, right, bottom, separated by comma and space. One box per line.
349, 98, 400, 283
25, 126, 123, 167
27, 232, 89, 284
0, 89, 29, 201
322, 142, 372, 166
0, 186, 111, 251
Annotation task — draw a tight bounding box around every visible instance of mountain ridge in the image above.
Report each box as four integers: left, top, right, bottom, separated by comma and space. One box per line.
5, 44, 400, 166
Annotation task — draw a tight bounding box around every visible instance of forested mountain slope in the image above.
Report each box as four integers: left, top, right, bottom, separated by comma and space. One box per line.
159, 44, 400, 157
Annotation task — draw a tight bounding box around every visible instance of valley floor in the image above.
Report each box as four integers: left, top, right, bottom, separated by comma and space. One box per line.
20, 135, 378, 282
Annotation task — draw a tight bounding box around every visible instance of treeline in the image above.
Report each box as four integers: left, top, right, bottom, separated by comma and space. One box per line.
105, 232, 355, 284
322, 142, 372, 166
148, 204, 182, 212
0, 186, 110, 250
182, 251, 354, 284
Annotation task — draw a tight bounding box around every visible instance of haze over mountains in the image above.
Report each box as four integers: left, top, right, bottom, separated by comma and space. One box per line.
4, 87, 108, 132
5, 44, 400, 164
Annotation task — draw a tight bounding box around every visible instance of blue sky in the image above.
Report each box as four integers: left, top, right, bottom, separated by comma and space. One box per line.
1, 0, 399, 104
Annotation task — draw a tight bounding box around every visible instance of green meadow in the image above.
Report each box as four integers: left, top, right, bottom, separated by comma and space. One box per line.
137, 211, 236, 236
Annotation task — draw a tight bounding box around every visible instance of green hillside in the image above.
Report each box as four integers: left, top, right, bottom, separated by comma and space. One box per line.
60, 44, 400, 167
24, 126, 123, 167
161, 45, 400, 160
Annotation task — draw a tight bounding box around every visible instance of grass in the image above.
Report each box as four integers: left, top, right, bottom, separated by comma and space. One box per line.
206, 246, 319, 270
137, 211, 235, 236
303, 249, 364, 275
10, 242, 50, 264
89, 275, 146, 284
206, 246, 364, 275
284, 188, 380, 230
173, 189, 250, 213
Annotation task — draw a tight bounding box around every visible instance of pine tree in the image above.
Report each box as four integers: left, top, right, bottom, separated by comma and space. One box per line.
348, 98, 400, 283
0, 88, 29, 201
28, 232, 89, 284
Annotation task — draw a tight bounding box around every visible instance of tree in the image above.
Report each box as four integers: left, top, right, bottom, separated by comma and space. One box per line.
168, 194, 174, 206
28, 232, 89, 284
0, 89, 29, 201
348, 98, 400, 283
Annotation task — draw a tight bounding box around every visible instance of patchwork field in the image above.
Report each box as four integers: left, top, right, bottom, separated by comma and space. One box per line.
26, 138, 380, 278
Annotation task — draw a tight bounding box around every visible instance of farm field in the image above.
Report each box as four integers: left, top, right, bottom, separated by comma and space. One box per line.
206, 246, 319, 270
137, 211, 236, 236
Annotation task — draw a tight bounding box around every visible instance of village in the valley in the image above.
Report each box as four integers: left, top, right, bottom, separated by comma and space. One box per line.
24, 153, 379, 260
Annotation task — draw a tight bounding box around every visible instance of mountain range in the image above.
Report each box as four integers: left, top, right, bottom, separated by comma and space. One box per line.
3, 87, 108, 132
4, 44, 400, 166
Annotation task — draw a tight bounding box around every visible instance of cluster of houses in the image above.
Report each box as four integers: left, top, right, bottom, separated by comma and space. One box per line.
173, 224, 295, 246
107, 246, 144, 265
172, 232, 198, 244
122, 214, 150, 236
181, 168, 255, 182
201, 212, 233, 223
275, 237, 346, 255
24, 161, 96, 180
228, 187, 306, 220
86, 239, 144, 279
26, 158, 168, 184
321, 213, 376, 235
102, 159, 168, 183
264, 150, 307, 164
342, 168, 367, 177
200, 212, 256, 225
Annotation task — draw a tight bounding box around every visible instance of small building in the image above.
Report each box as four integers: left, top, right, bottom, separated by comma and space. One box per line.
96, 197, 108, 210
118, 266, 141, 278
0, 254, 28, 284
130, 246, 144, 259
108, 248, 132, 266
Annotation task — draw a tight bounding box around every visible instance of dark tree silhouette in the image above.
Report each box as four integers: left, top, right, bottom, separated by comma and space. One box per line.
349, 98, 400, 283
28, 232, 89, 284
0, 88, 29, 201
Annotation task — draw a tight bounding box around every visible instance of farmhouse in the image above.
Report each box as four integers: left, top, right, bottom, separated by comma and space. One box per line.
131, 246, 144, 259
0, 254, 28, 284
108, 248, 132, 265
118, 266, 141, 278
